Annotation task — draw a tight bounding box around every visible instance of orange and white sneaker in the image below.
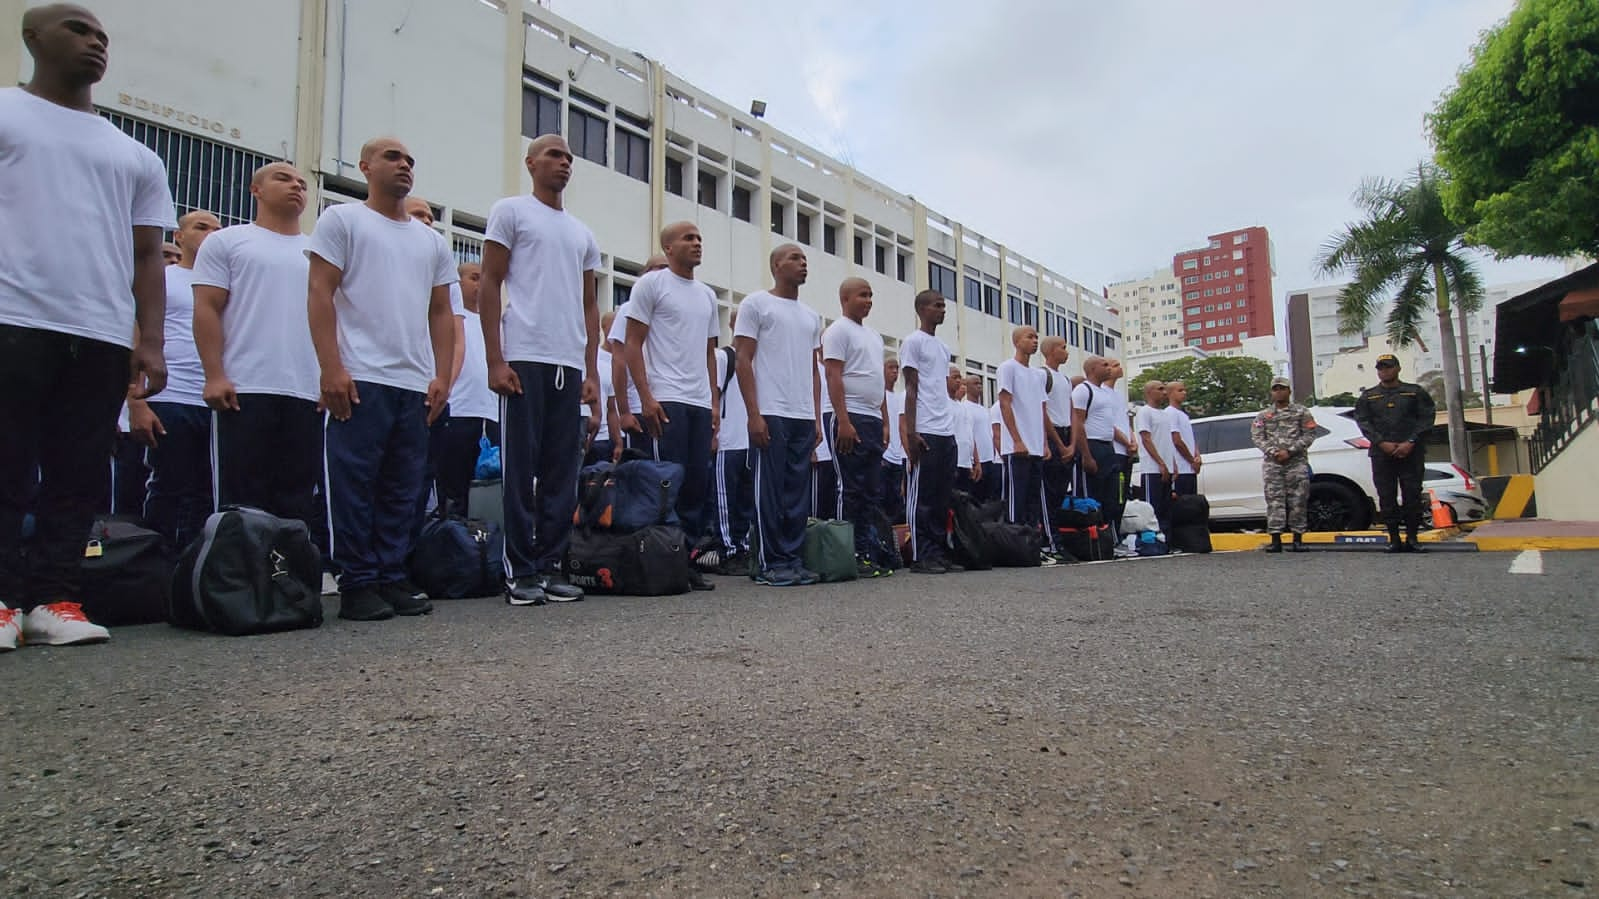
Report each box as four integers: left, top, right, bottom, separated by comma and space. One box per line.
0, 604, 21, 651
21, 602, 109, 646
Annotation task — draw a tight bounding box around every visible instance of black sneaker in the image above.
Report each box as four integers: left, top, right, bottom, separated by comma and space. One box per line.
505, 581, 547, 606
942, 560, 966, 574
537, 575, 584, 602
909, 560, 946, 575
1404, 541, 1428, 553
1386, 541, 1406, 554
719, 551, 751, 577
379, 581, 433, 616
791, 566, 820, 586
687, 569, 716, 591
338, 586, 394, 621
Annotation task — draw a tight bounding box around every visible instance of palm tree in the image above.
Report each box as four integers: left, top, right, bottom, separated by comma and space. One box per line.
1316, 163, 1483, 470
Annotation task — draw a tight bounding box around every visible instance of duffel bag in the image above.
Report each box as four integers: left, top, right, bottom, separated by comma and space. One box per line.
1169, 523, 1212, 554
980, 521, 1041, 567
169, 507, 323, 636
1057, 524, 1114, 563
79, 516, 171, 626
573, 462, 617, 530
948, 491, 995, 571
611, 459, 684, 532
567, 525, 691, 596
1169, 494, 1211, 528
803, 519, 857, 582
1053, 496, 1104, 530
408, 516, 504, 598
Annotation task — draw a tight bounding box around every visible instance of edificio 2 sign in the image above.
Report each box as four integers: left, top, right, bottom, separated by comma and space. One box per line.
116, 93, 241, 141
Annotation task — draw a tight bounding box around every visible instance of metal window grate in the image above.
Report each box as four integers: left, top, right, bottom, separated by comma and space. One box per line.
451, 233, 484, 265
100, 110, 278, 227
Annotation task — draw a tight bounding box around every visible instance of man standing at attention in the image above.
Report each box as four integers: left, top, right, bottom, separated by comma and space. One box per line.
132, 209, 221, 553
1354, 354, 1435, 553
308, 138, 458, 621
963, 375, 999, 503
734, 244, 823, 587
1252, 376, 1318, 553
480, 135, 601, 607
1040, 335, 1075, 515
438, 262, 500, 517
997, 326, 1053, 556
1071, 357, 1123, 536
821, 277, 890, 578
901, 290, 961, 575
1134, 380, 1175, 530
1167, 380, 1201, 497
880, 357, 907, 524
622, 222, 719, 591
193, 163, 322, 536
1, 5, 176, 649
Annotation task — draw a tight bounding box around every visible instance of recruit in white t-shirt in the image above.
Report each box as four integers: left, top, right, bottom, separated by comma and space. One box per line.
622, 268, 718, 409
158, 265, 206, 407
1109, 388, 1131, 457
898, 330, 955, 437
606, 309, 641, 415
0, 88, 177, 348
1072, 381, 1120, 442
968, 400, 997, 465
485, 194, 600, 371
306, 203, 458, 394
821, 317, 886, 419
715, 347, 749, 452
883, 391, 906, 464
813, 363, 833, 462
1169, 406, 1197, 475
997, 359, 1047, 457
449, 309, 499, 421
1134, 404, 1175, 477
1044, 367, 1073, 428
953, 393, 976, 469
732, 291, 822, 422
191, 224, 320, 403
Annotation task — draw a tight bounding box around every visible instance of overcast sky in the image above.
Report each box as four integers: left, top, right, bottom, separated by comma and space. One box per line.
550, 0, 1567, 307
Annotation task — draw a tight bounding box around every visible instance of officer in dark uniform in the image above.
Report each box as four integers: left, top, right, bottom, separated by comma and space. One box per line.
1353, 354, 1436, 553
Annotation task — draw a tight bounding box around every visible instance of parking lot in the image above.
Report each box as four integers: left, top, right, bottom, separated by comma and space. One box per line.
5, 549, 1595, 897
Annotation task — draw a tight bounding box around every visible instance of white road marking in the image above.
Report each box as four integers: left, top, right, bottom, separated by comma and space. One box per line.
1508, 550, 1543, 576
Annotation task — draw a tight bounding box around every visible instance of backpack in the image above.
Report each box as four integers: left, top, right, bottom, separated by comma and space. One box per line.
573, 462, 617, 530
1169, 494, 1211, 528
169, 507, 323, 636
947, 490, 995, 571
980, 521, 1042, 567
1121, 499, 1157, 534
863, 505, 904, 571
1056, 524, 1115, 562
719, 346, 737, 416
408, 516, 504, 598
567, 525, 691, 596
79, 516, 171, 627
803, 519, 857, 582
611, 458, 684, 532
1169, 523, 1212, 554
1053, 496, 1104, 530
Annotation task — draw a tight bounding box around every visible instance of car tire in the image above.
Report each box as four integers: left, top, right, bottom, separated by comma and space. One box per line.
1308, 481, 1370, 531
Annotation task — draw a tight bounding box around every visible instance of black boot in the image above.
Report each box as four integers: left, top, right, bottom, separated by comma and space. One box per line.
1386, 525, 1404, 553
1289, 533, 1307, 552
1265, 533, 1283, 553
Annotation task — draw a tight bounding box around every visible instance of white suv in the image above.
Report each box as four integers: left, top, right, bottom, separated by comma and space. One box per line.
1183, 407, 1485, 530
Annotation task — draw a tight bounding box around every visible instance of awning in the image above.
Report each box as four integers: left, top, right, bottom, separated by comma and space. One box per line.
1492, 262, 1599, 392
1558, 287, 1599, 323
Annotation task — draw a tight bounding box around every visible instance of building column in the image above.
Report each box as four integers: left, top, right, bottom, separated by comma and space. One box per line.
1, 0, 24, 86
293, 0, 329, 232
647, 58, 666, 248
502, 2, 525, 198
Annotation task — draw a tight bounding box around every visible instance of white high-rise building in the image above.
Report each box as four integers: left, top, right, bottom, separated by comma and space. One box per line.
1106, 267, 1184, 356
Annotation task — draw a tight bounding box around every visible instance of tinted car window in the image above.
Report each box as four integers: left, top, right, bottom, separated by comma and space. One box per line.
1203, 419, 1254, 452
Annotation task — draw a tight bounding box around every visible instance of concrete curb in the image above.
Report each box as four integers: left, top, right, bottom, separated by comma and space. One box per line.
1211, 527, 1599, 552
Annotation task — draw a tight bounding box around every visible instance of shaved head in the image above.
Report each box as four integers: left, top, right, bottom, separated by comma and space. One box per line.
251, 161, 301, 188
21, 3, 97, 32
660, 220, 696, 248
838, 277, 870, 299
403, 196, 435, 225
1041, 336, 1066, 355
769, 242, 803, 272
526, 133, 569, 160
643, 254, 668, 273
177, 210, 220, 230
359, 136, 406, 163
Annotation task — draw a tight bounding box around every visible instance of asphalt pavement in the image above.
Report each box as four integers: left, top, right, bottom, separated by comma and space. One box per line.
4, 549, 1595, 897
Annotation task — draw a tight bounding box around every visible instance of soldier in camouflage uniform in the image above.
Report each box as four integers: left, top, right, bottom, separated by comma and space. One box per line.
1251, 376, 1318, 553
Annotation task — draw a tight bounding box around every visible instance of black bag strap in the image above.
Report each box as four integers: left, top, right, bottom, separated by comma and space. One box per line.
719, 346, 736, 417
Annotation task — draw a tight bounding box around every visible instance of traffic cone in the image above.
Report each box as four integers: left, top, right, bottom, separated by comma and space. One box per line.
1428, 489, 1455, 529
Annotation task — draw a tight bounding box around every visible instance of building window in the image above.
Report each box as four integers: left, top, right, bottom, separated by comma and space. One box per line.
823, 223, 838, 255
1184, 276, 1199, 284
1182, 259, 1198, 271
1006, 287, 1023, 325
731, 186, 752, 222
1105, 336, 1116, 350
983, 283, 1001, 317
1237, 331, 1248, 341
796, 212, 812, 245
1206, 336, 1218, 345
520, 86, 561, 139
615, 129, 648, 182
874, 243, 886, 274
102, 110, 276, 227
928, 261, 957, 301
1208, 239, 1221, 249
697, 170, 719, 210
1188, 323, 1201, 332
1204, 289, 1213, 298
1234, 266, 1244, 276
612, 280, 633, 310
853, 234, 865, 266
964, 275, 982, 310
1205, 319, 1215, 328
665, 158, 684, 197
1233, 233, 1248, 244
896, 252, 908, 282
1185, 291, 1199, 300
568, 106, 607, 165
771, 200, 789, 236
1238, 314, 1247, 322
1232, 249, 1244, 260
1023, 303, 1038, 329
1069, 319, 1080, 346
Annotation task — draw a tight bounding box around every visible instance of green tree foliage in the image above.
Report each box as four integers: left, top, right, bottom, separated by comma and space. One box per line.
1320, 391, 1361, 406
1429, 0, 1599, 258
1127, 356, 1274, 417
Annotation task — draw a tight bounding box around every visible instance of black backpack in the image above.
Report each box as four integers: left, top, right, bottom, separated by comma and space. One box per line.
79, 516, 171, 627
947, 490, 995, 571
980, 521, 1042, 567
1169, 523, 1212, 554
169, 507, 323, 636
1169, 494, 1211, 528
408, 516, 505, 598
1056, 524, 1114, 562
567, 525, 690, 596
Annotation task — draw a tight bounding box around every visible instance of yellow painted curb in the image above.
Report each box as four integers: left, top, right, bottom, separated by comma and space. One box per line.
1210, 529, 1456, 551
1468, 536, 1599, 552
1491, 474, 1537, 519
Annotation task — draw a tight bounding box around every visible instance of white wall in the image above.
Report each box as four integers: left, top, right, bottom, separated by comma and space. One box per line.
1535, 424, 1599, 521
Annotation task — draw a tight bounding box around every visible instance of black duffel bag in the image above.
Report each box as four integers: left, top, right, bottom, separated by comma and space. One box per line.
980, 521, 1041, 567
1169, 494, 1211, 528
1169, 523, 1212, 554
948, 491, 995, 571
567, 525, 690, 596
409, 516, 504, 598
170, 507, 323, 636
79, 516, 171, 626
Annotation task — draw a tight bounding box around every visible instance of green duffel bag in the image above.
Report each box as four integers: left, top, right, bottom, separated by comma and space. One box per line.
803, 518, 857, 582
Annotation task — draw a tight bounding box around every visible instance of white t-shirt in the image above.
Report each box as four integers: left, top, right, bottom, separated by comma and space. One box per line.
715, 347, 748, 452
622, 268, 717, 409
191, 224, 320, 402
0, 89, 177, 348
1071, 381, 1120, 442
1169, 406, 1197, 475
1044, 367, 1073, 428
820, 317, 886, 419
1134, 405, 1175, 477
882, 391, 905, 464
997, 359, 1046, 457
305, 204, 458, 394
813, 367, 832, 463
158, 265, 206, 407
1108, 387, 1131, 457
732, 291, 821, 421
485, 194, 600, 371
953, 392, 976, 469
606, 309, 641, 415
449, 309, 499, 421
898, 330, 955, 437
968, 401, 997, 465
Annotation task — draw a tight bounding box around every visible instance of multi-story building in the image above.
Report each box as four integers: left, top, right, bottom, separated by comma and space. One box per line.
1105, 267, 1183, 357
2, 0, 1120, 404
1172, 226, 1276, 352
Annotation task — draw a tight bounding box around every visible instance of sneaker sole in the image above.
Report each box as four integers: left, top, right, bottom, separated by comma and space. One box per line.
30, 633, 110, 646
543, 594, 584, 603
506, 597, 547, 607
337, 611, 394, 622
